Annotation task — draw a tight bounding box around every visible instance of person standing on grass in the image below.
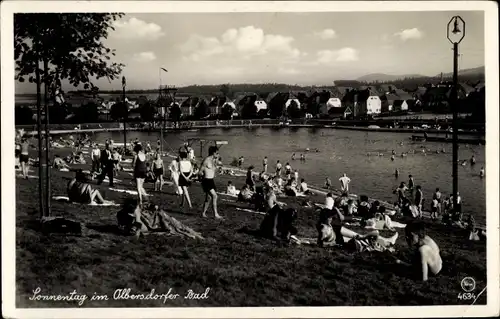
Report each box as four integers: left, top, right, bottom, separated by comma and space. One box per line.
19, 136, 30, 179
276, 160, 282, 176
178, 151, 193, 209
339, 173, 351, 196
263, 156, 268, 173
91, 143, 101, 174
201, 146, 223, 219
132, 144, 149, 204
246, 166, 256, 191
97, 142, 114, 187
433, 188, 442, 216
414, 185, 423, 218
169, 156, 183, 196
152, 152, 165, 192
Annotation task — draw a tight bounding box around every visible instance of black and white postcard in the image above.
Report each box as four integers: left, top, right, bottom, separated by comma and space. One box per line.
2, 1, 499, 318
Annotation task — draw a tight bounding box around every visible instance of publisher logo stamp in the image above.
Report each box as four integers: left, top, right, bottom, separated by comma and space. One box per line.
461, 277, 476, 292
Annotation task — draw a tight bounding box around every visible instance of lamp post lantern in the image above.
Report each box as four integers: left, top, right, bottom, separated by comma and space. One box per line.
447, 16, 465, 213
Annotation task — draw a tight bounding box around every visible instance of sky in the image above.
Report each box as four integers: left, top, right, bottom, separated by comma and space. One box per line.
15, 11, 485, 93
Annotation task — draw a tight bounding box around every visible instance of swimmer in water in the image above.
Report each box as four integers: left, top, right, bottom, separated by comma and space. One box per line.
479, 167, 485, 178
470, 155, 476, 166
392, 150, 396, 155
391, 155, 395, 161
395, 169, 400, 177
291, 153, 296, 161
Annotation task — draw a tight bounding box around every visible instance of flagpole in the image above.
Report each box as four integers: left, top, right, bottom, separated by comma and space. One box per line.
159, 67, 163, 155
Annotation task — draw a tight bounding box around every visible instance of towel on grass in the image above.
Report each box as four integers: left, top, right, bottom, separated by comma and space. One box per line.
236, 207, 266, 215
17, 174, 39, 179
52, 196, 119, 206
108, 188, 153, 197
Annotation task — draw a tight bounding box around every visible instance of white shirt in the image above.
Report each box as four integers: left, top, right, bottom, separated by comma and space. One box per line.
339, 176, 351, 188
300, 182, 308, 192
325, 196, 334, 210
285, 165, 291, 171
276, 163, 282, 170
294, 171, 299, 180
227, 185, 237, 195
179, 160, 192, 173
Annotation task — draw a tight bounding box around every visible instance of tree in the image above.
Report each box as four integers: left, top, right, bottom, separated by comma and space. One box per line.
139, 100, 157, 122
49, 103, 70, 123
169, 103, 182, 122
110, 101, 128, 121
268, 94, 287, 119
287, 100, 302, 119
220, 104, 234, 120
75, 101, 99, 123
240, 100, 258, 119
220, 84, 231, 98
15, 13, 124, 93
193, 100, 210, 119
15, 106, 34, 125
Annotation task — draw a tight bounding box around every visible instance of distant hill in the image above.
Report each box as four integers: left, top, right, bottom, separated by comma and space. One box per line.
438, 66, 485, 78
356, 73, 425, 82
355, 66, 484, 83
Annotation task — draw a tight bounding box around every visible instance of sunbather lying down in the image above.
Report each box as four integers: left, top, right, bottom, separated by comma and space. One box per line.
116, 199, 204, 240
317, 224, 399, 253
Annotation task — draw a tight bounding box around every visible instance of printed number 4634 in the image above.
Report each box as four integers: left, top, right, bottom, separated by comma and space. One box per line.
457, 292, 476, 301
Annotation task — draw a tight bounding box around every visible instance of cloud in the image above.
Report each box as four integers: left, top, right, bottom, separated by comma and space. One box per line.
278, 67, 300, 75
111, 17, 165, 40
394, 28, 423, 41
314, 29, 337, 40
133, 51, 157, 62
179, 26, 302, 62
316, 48, 359, 64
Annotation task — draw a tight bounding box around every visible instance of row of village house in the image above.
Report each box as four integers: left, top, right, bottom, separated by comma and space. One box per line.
98, 81, 485, 119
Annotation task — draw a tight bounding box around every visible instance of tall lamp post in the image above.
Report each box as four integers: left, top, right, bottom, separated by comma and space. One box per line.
122, 76, 127, 150
447, 16, 465, 212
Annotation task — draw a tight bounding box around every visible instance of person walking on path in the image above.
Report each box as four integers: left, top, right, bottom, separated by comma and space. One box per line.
201, 146, 223, 219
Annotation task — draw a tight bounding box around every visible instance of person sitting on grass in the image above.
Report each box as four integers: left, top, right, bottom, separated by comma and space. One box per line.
145, 163, 156, 183
299, 178, 312, 195
284, 177, 298, 197
52, 155, 70, 170
226, 181, 238, 196
67, 170, 106, 205
73, 152, 86, 165
316, 200, 345, 247
238, 184, 254, 202
346, 199, 358, 216
395, 221, 442, 281
357, 195, 371, 220
259, 192, 298, 244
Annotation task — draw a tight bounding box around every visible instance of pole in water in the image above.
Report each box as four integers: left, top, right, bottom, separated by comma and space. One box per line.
35, 58, 44, 218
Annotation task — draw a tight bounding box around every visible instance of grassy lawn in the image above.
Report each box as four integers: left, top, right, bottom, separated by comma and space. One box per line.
15, 151, 487, 307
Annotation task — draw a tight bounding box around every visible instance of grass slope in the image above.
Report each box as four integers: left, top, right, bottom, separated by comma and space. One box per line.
15, 152, 486, 307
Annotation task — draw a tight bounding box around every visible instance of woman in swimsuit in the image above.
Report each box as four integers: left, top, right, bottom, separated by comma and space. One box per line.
178, 151, 193, 209
152, 152, 164, 191
20, 137, 30, 179
133, 144, 149, 204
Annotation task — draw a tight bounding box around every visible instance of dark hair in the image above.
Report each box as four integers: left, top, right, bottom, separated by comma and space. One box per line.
436, 188, 440, 191
405, 221, 426, 238
373, 200, 380, 206
379, 206, 386, 213
134, 144, 143, 153
360, 195, 369, 202
409, 175, 413, 178
179, 151, 188, 159
208, 146, 218, 156
301, 178, 305, 182
416, 185, 421, 190
327, 192, 333, 197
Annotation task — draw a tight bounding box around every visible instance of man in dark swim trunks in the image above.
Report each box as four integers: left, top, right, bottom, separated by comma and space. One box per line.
200, 146, 223, 219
